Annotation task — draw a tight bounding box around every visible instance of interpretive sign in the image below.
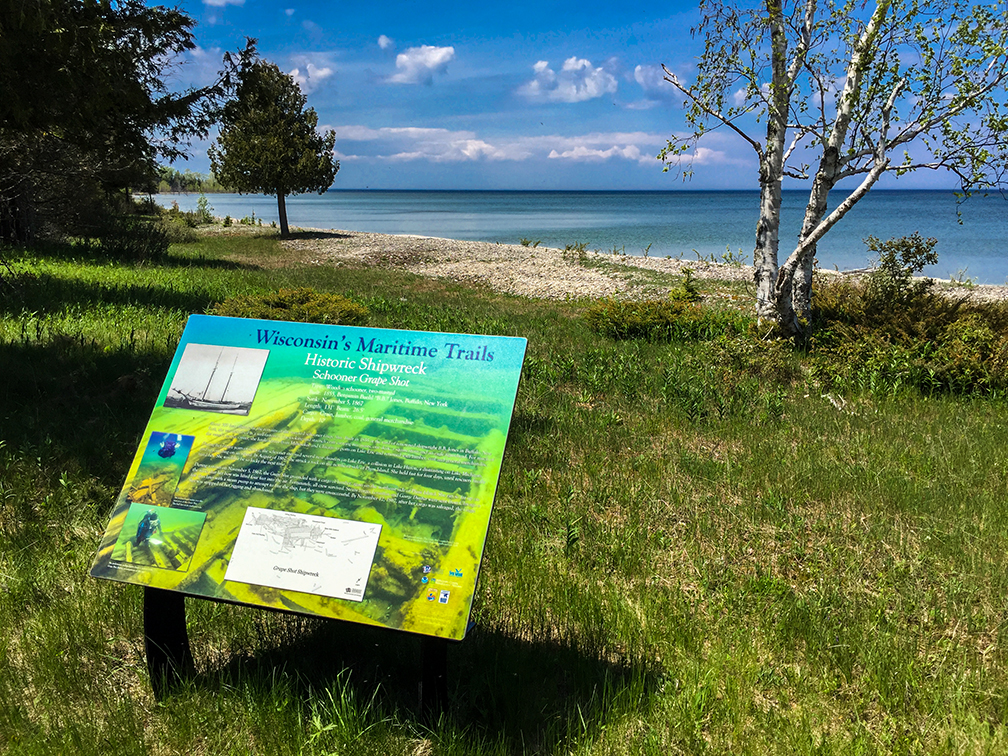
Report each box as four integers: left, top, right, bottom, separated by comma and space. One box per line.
90, 314, 526, 640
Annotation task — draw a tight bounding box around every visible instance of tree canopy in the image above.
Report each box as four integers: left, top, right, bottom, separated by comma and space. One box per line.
0, 0, 241, 245
209, 59, 338, 237
661, 0, 1008, 334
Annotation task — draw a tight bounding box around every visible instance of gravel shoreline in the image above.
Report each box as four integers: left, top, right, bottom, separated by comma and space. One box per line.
277, 228, 1008, 304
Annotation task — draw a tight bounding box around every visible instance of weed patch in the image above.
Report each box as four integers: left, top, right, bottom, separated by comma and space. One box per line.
583, 296, 748, 341
210, 287, 369, 325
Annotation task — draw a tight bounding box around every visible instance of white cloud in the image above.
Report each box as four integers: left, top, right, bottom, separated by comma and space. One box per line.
388, 46, 455, 85
549, 145, 644, 161
519, 57, 617, 103
626, 99, 660, 111
334, 126, 667, 166
333, 126, 524, 162
628, 64, 680, 110
181, 46, 225, 88
203, 0, 243, 6
289, 62, 334, 93
285, 8, 295, 16
541, 133, 661, 165
633, 64, 666, 94
690, 146, 730, 165
189, 45, 221, 62
378, 35, 394, 50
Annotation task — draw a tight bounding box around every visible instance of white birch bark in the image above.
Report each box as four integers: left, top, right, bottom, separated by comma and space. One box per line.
778, 0, 891, 330
754, 0, 813, 323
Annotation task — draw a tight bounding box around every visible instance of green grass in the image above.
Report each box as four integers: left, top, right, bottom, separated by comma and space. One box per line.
1, 232, 1007, 754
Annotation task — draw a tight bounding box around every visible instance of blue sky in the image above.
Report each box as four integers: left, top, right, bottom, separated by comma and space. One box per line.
169, 0, 957, 191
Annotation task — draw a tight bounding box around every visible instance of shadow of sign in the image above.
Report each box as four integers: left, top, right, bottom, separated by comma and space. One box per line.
184, 609, 659, 752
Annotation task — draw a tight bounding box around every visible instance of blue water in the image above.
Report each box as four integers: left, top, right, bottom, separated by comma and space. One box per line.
160, 190, 1008, 284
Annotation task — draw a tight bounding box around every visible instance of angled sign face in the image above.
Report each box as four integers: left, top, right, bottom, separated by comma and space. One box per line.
91, 314, 526, 640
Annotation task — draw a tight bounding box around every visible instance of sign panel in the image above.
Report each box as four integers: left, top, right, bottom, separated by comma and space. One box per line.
90, 315, 526, 640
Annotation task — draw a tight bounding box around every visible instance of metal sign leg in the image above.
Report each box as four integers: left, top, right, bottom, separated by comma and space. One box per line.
143, 587, 195, 699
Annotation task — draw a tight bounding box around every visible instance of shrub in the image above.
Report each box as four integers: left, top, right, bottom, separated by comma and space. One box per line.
163, 200, 199, 228
195, 194, 214, 224
812, 276, 966, 346
210, 288, 369, 326
88, 216, 170, 261
158, 216, 199, 244
673, 268, 701, 303
863, 232, 938, 305
810, 274, 1008, 397
583, 296, 748, 341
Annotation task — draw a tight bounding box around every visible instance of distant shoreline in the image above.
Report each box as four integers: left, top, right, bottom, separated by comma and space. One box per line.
159, 191, 1007, 284
157, 187, 970, 195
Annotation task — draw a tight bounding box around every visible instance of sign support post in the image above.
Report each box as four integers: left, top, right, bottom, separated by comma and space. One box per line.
143, 586, 194, 699
420, 636, 449, 722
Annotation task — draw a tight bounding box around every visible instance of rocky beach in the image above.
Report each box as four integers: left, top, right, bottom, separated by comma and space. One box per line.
275, 228, 1008, 304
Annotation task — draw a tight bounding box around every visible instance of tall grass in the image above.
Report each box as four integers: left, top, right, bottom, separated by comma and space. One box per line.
0, 232, 1006, 754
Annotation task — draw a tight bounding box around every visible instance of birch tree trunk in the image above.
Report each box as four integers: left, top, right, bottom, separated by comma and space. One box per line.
774, 0, 891, 335
791, 149, 838, 321
754, 0, 791, 323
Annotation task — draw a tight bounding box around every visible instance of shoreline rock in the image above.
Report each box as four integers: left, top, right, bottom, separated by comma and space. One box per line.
276, 227, 1008, 304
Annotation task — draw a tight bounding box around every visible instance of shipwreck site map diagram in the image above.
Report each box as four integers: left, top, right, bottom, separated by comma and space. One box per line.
224, 507, 382, 602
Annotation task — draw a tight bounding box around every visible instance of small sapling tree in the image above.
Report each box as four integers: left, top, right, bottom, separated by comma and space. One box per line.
661, 0, 1008, 335
209, 58, 337, 237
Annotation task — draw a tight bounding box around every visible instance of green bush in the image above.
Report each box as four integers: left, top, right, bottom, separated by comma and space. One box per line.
811, 277, 966, 346
583, 296, 748, 341
810, 274, 1008, 397
88, 215, 170, 261
863, 232, 938, 305
162, 200, 199, 228
158, 216, 200, 244
210, 287, 369, 325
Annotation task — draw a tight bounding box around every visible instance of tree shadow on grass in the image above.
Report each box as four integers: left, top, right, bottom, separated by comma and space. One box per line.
190, 609, 658, 753
5, 238, 256, 270
1, 272, 217, 316
0, 340, 168, 481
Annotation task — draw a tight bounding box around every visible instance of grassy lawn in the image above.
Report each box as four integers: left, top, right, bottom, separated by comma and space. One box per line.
1, 231, 1006, 754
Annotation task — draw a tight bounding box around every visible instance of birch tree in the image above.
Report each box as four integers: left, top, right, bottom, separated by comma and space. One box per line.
661, 0, 1008, 335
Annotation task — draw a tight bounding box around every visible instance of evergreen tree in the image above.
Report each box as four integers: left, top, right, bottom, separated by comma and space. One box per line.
0, 0, 241, 245
209, 60, 338, 237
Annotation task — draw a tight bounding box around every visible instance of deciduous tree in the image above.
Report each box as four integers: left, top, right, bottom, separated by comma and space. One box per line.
209, 59, 338, 237
661, 0, 1008, 335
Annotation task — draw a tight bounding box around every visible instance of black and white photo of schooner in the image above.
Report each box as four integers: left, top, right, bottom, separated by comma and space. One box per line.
164, 343, 270, 416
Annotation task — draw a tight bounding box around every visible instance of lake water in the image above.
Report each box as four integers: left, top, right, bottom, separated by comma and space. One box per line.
159, 190, 1008, 284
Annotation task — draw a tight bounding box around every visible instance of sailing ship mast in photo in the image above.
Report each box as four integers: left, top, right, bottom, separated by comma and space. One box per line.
166, 347, 253, 414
